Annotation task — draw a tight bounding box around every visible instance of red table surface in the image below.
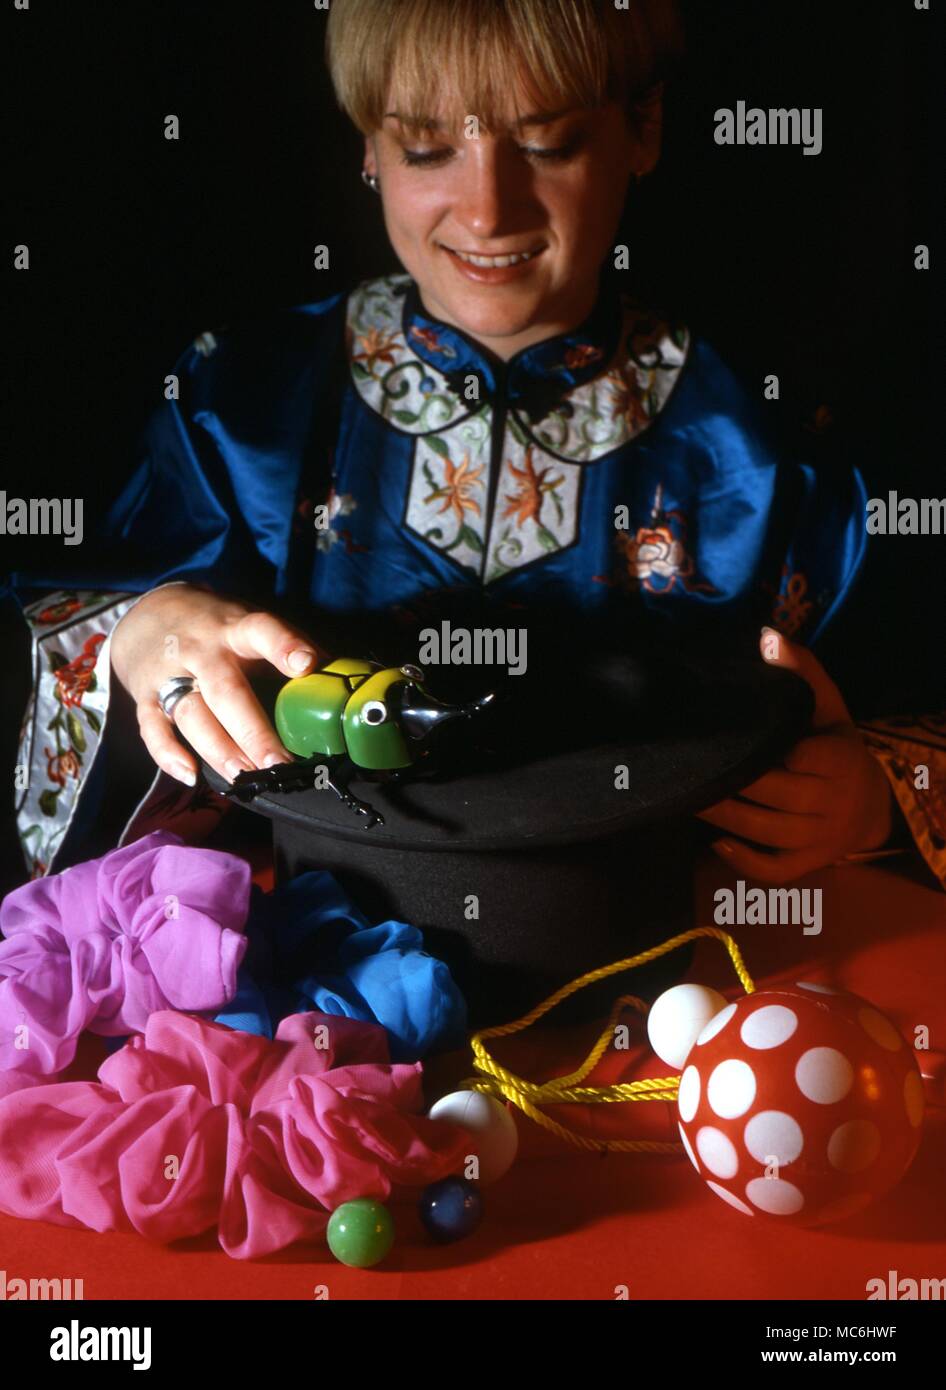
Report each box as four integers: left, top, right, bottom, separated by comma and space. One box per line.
2, 854, 944, 1301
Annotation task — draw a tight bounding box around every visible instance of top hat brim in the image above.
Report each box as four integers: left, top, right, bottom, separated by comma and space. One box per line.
202, 649, 814, 851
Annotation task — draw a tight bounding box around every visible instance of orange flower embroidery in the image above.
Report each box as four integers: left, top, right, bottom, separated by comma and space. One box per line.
616, 525, 692, 591
503, 448, 564, 528
54, 633, 105, 709
37, 599, 82, 625
353, 327, 400, 371
607, 369, 650, 433
564, 344, 603, 371
772, 571, 814, 638
609, 485, 716, 596
409, 325, 456, 358
44, 747, 80, 786
426, 455, 484, 526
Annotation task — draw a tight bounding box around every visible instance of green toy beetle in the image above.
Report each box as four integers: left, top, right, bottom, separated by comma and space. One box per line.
226, 658, 496, 827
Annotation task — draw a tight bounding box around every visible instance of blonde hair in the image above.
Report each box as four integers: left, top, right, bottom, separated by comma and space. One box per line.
325, 0, 684, 136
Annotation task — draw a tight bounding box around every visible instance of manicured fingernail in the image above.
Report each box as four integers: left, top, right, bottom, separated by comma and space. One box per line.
175, 764, 197, 787
225, 758, 251, 781
287, 649, 315, 673
263, 751, 288, 768
760, 627, 780, 661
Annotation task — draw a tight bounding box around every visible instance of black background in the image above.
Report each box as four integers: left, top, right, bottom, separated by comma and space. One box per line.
2, 0, 943, 890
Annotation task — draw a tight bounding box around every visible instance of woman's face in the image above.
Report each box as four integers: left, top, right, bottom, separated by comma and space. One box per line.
364, 87, 661, 359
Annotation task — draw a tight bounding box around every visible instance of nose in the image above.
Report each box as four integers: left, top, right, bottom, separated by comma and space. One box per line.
452, 139, 529, 240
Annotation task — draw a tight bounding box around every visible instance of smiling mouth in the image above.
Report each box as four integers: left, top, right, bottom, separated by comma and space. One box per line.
439, 244, 545, 268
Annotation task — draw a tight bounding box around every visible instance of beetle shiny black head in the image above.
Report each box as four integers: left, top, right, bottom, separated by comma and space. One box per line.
396, 684, 494, 742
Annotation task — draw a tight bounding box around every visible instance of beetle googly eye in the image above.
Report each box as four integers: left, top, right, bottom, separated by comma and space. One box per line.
362, 700, 388, 725
400, 664, 424, 681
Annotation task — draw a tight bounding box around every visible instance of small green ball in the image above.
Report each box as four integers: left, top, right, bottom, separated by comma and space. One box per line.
326, 1199, 395, 1268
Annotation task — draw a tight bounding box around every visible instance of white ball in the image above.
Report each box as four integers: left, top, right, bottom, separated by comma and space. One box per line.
428, 1089, 519, 1184
647, 984, 729, 1070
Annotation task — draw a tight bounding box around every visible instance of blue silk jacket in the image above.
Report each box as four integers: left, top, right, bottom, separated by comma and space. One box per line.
98, 272, 865, 642
12, 272, 869, 876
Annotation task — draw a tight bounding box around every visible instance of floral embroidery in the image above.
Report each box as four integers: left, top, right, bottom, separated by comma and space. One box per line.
35, 634, 107, 818
352, 326, 400, 374
17, 593, 136, 875
315, 489, 364, 555
24, 590, 114, 629
772, 569, 815, 637
405, 428, 491, 571
424, 454, 484, 526
418, 452, 486, 561
36, 598, 82, 625
409, 325, 457, 359
563, 344, 603, 371
529, 316, 686, 462
347, 274, 687, 453
860, 717, 946, 889
915, 779, 946, 846
605, 367, 653, 435
487, 445, 580, 581
348, 275, 688, 580
45, 747, 81, 787
346, 281, 471, 433
53, 633, 105, 708
193, 331, 218, 357
613, 486, 715, 596
502, 447, 564, 531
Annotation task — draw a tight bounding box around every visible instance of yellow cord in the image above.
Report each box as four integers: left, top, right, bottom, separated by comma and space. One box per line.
467, 927, 755, 1154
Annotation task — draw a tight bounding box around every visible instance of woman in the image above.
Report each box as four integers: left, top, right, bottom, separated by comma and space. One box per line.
14, 0, 942, 890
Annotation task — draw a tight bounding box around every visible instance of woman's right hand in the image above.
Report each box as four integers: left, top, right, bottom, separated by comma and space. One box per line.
110, 584, 321, 787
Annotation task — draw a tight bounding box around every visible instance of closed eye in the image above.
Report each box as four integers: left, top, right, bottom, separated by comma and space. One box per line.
520, 142, 580, 163
400, 141, 580, 168
401, 148, 453, 168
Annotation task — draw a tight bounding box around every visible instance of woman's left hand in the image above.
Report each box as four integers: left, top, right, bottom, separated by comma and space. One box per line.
697, 628, 894, 882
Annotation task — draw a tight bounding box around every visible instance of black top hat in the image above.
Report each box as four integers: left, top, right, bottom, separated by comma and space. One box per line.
203, 639, 813, 1028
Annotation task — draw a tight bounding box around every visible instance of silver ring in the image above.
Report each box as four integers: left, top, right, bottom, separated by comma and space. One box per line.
361, 169, 380, 194
157, 675, 199, 720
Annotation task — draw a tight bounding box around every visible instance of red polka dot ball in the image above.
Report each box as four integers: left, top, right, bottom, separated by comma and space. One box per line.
676, 982, 925, 1225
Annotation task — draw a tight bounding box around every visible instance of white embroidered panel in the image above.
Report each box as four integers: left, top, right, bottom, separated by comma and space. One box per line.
16, 591, 136, 877
347, 276, 474, 434
526, 326, 690, 463
404, 412, 492, 574
348, 274, 691, 582
485, 442, 582, 583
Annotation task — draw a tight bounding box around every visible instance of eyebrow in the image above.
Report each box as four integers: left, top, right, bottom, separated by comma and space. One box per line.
384, 107, 579, 131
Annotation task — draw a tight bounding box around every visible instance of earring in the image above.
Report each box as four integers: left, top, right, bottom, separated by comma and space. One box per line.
361, 169, 381, 194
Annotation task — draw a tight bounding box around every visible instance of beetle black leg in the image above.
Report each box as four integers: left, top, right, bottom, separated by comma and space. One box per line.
226, 756, 323, 802
323, 757, 385, 829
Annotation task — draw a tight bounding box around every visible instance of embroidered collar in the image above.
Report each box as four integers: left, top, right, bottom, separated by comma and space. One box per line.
401, 278, 623, 415
346, 273, 689, 464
